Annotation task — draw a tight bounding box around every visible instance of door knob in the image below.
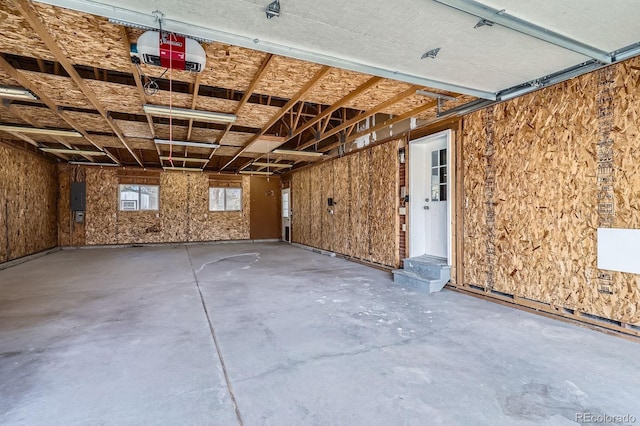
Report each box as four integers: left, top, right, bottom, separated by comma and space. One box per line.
424, 206, 429, 210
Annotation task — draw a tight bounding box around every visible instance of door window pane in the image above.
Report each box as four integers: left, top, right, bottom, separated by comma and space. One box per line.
431, 185, 440, 202
440, 149, 447, 166
440, 166, 447, 184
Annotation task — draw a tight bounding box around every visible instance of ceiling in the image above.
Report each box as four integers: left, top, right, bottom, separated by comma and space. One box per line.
0, 0, 638, 172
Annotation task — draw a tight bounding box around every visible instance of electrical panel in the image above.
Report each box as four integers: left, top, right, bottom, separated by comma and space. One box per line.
70, 182, 86, 211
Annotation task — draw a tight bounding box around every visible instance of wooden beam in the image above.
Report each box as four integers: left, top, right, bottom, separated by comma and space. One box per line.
286, 76, 382, 143
200, 54, 274, 170
2, 101, 91, 161
296, 85, 420, 152
36, 58, 45, 73
345, 99, 441, 143
0, 55, 121, 165
221, 65, 331, 171
186, 71, 203, 141
12, 0, 140, 166
120, 27, 162, 165
321, 98, 455, 154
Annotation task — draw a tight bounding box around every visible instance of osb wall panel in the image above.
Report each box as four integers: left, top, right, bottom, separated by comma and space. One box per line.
70, 168, 250, 245
332, 156, 351, 255
159, 172, 189, 242
462, 60, 640, 325
57, 165, 86, 247
292, 168, 310, 244
0, 143, 57, 262
611, 57, 640, 322
319, 161, 335, 253
462, 110, 489, 289
85, 168, 117, 245
369, 140, 399, 266
290, 139, 400, 267
190, 174, 250, 241
309, 164, 323, 249
352, 150, 371, 261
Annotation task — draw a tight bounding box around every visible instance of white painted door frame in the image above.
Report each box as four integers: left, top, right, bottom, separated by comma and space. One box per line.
408, 129, 452, 264
281, 187, 291, 243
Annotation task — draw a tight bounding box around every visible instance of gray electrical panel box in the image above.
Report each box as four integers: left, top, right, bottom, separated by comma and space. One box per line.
70, 182, 86, 211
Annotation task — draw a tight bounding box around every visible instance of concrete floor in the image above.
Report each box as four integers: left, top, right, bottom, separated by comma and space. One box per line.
1, 242, 639, 426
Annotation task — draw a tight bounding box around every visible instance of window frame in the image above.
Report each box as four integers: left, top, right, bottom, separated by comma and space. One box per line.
118, 184, 160, 211
209, 187, 243, 212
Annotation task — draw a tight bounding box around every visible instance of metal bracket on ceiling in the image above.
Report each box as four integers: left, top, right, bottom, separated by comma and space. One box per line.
266, 0, 281, 19
416, 89, 456, 116
421, 48, 441, 60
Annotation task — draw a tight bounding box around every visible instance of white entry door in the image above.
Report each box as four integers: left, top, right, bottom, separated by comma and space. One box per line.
281, 188, 291, 243
409, 130, 450, 260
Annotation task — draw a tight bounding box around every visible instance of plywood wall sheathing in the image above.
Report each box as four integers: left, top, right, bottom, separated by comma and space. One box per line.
462, 61, 640, 325
61, 167, 251, 246
319, 161, 335, 252
289, 139, 400, 267
0, 143, 57, 262
57, 165, 85, 246
309, 164, 323, 248
332, 156, 351, 255
160, 172, 190, 242
369, 140, 399, 266
85, 168, 118, 245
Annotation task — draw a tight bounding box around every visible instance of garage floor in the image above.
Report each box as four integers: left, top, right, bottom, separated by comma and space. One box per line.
1, 242, 638, 426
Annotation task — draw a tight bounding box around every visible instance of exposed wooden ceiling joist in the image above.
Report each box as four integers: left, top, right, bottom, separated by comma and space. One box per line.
0, 54, 121, 165
220, 65, 332, 171
296, 85, 420, 152
201, 54, 274, 170
11, 0, 141, 166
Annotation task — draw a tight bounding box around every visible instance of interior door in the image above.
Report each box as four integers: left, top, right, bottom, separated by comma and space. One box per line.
282, 188, 291, 243
409, 131, 449, 259
249, 176, 281, 239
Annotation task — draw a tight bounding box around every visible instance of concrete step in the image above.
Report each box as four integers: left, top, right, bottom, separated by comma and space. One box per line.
392, 269, 449, 293
402, 256, 451, 281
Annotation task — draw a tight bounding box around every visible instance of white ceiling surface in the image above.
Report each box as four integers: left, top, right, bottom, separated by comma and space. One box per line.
36, 0, 640, 97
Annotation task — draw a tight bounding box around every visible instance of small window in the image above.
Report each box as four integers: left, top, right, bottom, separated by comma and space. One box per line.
282, 191, 289, 218
119, 184, 159, 211
209, 187, 242, 211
